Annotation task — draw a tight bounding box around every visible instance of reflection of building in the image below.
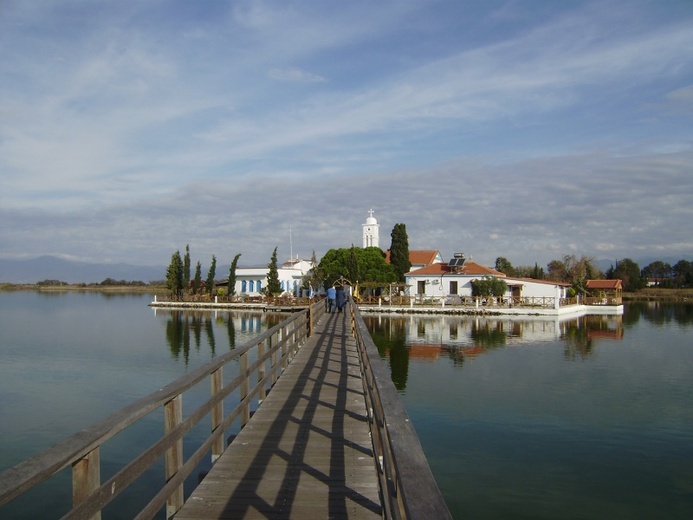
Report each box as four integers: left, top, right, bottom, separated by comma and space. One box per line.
369, 313, 623, 353
584, 314, 624, 340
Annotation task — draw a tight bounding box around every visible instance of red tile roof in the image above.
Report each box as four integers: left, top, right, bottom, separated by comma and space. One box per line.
384, 249, 440, 266
586, 279, 622, 290
409, 250, 441, 265
407, 261, 505, 277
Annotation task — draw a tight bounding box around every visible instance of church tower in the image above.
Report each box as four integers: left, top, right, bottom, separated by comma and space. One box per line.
362, 209, 380, 248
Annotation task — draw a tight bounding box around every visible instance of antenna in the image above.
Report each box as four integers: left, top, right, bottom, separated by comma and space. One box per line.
289, 225, 293, 261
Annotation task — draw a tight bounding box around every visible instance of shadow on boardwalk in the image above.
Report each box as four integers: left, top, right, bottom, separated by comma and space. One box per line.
175, 311, 382, 519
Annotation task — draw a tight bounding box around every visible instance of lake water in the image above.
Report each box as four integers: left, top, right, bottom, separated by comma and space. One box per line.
1, 292, 692, 519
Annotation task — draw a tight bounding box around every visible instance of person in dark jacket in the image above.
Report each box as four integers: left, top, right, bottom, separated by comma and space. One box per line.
336, 287, 347, 313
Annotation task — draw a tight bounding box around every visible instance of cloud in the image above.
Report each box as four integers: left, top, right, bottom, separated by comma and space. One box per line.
267, 67, 326, 83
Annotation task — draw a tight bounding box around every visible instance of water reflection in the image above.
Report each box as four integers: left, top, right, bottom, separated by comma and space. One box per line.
155, 309, 288, 364
363, 312, 627, 390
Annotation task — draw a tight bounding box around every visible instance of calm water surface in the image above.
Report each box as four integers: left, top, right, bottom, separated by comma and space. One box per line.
365, 304, 693, 519
1, 293, 692, 519
0, 291, 280, 519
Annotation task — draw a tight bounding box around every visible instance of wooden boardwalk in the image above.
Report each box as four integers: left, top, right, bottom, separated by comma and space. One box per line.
175, 310, 382, 519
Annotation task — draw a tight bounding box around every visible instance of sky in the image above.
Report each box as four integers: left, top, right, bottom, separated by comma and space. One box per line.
1, 0, 692, 270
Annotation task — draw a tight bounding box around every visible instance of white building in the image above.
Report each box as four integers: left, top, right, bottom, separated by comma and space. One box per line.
362, 209, 380, 248
228, 258, 314, 297
404, 254, 570, 304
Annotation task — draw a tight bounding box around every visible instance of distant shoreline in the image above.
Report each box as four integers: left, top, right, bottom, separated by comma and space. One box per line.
0, 283, 168, 294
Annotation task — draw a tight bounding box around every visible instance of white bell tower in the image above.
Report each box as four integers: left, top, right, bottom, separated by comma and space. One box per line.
362, 208, 380, 248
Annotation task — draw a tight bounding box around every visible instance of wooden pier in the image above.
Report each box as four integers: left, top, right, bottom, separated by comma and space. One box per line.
175, 311, 380, 519
0, 301, 451, 520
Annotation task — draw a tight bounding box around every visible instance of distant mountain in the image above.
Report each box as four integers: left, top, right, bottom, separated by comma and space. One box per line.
0, 256, 166, 284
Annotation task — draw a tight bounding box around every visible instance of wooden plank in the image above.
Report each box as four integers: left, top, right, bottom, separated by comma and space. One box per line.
175, 312, 382, 519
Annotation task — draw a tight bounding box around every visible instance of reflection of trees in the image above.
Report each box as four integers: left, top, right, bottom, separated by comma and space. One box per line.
205, 318, 215, 356
629, 302, 693, 327
622, 304, 642, 327
164, 311, 245, 362
562, 317, 593, 361
227, 314, 235, 351
363, 317, 409, 391
165, 311, 185, 362
470, 321, 507, 349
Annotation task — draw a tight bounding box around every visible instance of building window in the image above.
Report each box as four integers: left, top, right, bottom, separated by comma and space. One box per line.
449, 281, 458, 294
249, 280, 254, 292
242, 280, 247, 293
257, 280, 262, 292
418, 280, 426, 295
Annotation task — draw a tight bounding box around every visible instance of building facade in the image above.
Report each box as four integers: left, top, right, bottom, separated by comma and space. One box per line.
228, 258, 314, 297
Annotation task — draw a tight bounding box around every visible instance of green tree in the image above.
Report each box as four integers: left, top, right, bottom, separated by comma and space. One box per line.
228, 253, 241, 297
531, 263, 545, 279
318, 247, 396, 287
192, 261, 202, 295
347, 245, 360, 283
166, 250, 184, 299
607, 258, 645, 292
389, 223, 411, 282
547, 255, 602, 293
471, 276, 507, 298
494, 257, 515, 276
265, 247, 282, 296
205, 255, 217, 296
546, 259, 568, 282
641, 260, 672, 283
673, 260, 693, 287
183, 244, 191, 291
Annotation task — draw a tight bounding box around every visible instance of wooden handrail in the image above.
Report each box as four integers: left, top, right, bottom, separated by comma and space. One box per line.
0, 300, 325, 519
348, 299, 452, 520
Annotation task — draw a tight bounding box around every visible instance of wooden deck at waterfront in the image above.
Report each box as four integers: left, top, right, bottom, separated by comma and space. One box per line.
174, 310, 382, 519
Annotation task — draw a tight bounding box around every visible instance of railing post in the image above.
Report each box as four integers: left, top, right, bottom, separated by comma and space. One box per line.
281, 327, 288, 371
72, 448, 101, 520
270, 332, 278, 386
240, 352, 250, 427
211, 367, 223, 462
308, 302, 313, 337
164, 394, 183, 519
258, 340, 266, 403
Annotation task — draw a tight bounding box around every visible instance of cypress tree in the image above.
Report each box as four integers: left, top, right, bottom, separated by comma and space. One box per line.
192, 261, 202, 295
228, 253, 241, 297
206, 255, 216, 296
265, 247, 282, 296
183, 244, 191, 291
166, 251, 184, 299
389, 223, 411, 282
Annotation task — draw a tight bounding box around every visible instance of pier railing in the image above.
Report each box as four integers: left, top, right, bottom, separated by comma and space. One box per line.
0, 300, 324, 520
349, 300, 453, 520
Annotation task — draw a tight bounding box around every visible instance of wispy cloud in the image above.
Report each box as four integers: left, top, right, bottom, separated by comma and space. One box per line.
267, 67, 326, 83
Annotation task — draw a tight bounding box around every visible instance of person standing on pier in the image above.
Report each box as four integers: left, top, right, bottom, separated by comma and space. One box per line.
336, 287, 346, 313
327, 285, 336, 313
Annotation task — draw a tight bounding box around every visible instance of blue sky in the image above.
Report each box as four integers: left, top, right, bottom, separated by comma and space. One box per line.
1, 0, 692, 270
